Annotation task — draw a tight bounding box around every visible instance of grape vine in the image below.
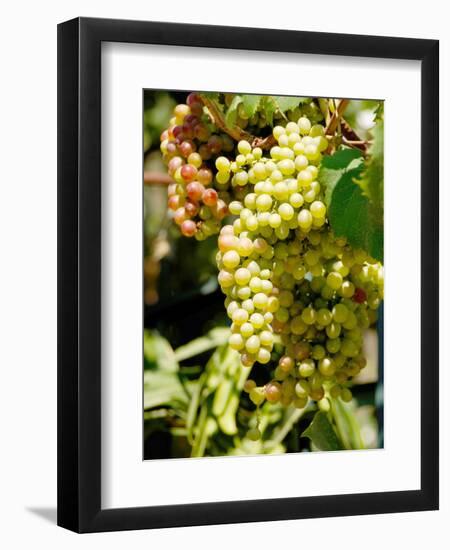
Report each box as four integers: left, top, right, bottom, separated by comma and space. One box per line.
160, 92, 383, 441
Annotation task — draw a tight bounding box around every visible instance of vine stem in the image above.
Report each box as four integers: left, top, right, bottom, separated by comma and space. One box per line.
341, 118, 368, 153
324, 99, 369, 154
342, 137, 368, 150
144, 171, 172, 186
200, 95, 275, 150
325, 99, 350, 135
200, 96, 252, 142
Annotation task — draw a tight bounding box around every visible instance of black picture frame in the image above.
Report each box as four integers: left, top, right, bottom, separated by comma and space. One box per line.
57, 16, 439, 533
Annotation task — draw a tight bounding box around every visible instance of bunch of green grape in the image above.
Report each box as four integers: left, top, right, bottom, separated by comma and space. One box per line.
160, 94, 383, 441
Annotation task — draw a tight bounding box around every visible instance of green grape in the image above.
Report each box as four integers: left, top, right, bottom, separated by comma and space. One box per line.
222, 250, 240, 269
301, 306, 316, 325
327, 271, 343, 290
229, 333, 245, 350
249, 387, 265, 405
253, 293, 268, 309
316, 308, 332, 326
310, 200, 326, 218
235, 267, 251, 286
247, 428, 261, 441
279, 203, 294, 220
299, 359, 315, 378
318, 397, 331, 412
232, 308, 249, 325
257, 348, 271, 364
297, 209, 313, 231
298, 116, 312, 135
245, 335, 261, 354
340, 387, 353, 403
240, 322, 254, 338
332, 304, 349, 323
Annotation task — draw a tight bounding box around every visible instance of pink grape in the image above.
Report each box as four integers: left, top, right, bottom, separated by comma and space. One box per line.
180, 164, 198, 183
168, 195, 181, 211
203, 188, 218, 207
208, 135, 223, 154
184, 201, 199, 217
181, 220, 197, 237
168, 157, 183, 176
173, 207, 186, 225
179, 140, 195, 157
198, 144, 212, 160
186, 181, 205, 202
186, 92, 201, 105
194, 123, 210, 141
197, 167, 213, 186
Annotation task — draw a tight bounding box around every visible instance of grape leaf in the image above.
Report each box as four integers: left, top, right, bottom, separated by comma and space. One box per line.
319, 147, 383, 261
225, 95, 243, 126
273, 95, 309, 115
174, 327, 230, 362
328, 169, 383, 261
319, 148, 364, 206
301, 411, 342, 451
260, 96, 277, 126
143, 370, 187, 409
320, 147, 363, 171
356, 118, 384, 212
241, 95, 261, 118
374, 101, 384, 123
331, 398, 365, 450
144, 331, 178, 372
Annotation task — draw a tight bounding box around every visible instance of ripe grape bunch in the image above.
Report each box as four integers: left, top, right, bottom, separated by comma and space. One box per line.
160, 93, 235, 240
160, 93, 384, 440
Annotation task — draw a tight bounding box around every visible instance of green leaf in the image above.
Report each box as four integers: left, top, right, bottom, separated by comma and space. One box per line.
331, 398, 365, 450
212, 377, 234, 417
374, 101, 384, 123
260, 96, 277, 126
144, 331, 178, 372
319, 148, 383, 261
143, 370, 187, 409
191, 400, 218, 458
204, 345, 229, 391
217, 391, 239, 435
328, 170, 383, 261
191, 402, 208, 458
273, 96, 309, 115
216, 350, 249, 435
320, 147, 363, 171
241, 95, 261, 118
185, 375, 205, 444
319, 148, 364, 206
210, 346, 240, 415
174, 327, 230, 362
357, 118, 384, 212
225, 95, 243, 127
301, 411, 343, 451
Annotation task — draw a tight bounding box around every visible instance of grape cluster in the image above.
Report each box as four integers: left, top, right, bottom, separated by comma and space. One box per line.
214, 119, 383, 420
160, 93, 234, 239
160, 94, 383, 441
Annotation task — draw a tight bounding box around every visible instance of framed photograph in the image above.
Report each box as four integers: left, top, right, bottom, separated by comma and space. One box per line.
57, 17, 439, 533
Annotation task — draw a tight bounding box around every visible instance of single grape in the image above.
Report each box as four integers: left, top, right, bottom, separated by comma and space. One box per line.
202, 188, 218, 207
